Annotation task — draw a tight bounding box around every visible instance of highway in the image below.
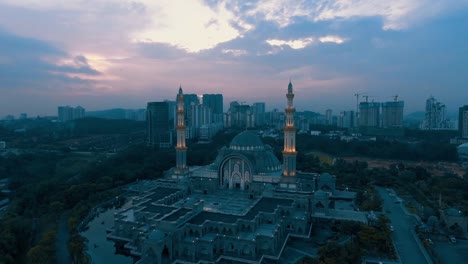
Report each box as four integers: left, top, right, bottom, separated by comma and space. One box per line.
376, 187, 431, 264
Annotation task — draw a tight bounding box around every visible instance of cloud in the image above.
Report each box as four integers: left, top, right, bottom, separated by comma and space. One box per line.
265, 35, 347, 49
0, 30, 100, 91
221, 49, 248, 56
245, 0, 468, 30
131, 0, 253, 52
319, 35, 347, 44
1, 0, 468, 116
266, 38, 314, 49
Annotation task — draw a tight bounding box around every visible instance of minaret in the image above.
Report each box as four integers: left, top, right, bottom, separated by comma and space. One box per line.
175, 86, 188, 175
283, 81, 297, 177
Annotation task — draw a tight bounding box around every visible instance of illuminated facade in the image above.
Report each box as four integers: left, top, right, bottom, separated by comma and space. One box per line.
175, 87, 189, 176
282, 81, 297, 177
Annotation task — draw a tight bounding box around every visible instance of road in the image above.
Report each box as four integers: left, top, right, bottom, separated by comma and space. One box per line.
376, 187, 430, 264
56, 213, 71, 264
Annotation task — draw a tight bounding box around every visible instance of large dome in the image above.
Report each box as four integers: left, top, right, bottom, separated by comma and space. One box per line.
230, 131, 265, 150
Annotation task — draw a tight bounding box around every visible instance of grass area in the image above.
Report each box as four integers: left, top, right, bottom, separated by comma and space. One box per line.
307, 151, 334, 165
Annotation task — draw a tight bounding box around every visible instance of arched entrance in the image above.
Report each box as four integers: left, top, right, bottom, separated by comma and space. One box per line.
232, 173, 242, 189
161, 245, 170, 263
219, 156, 253, 190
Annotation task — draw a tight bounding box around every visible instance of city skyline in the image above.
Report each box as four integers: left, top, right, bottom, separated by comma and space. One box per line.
1, 1, 468, 116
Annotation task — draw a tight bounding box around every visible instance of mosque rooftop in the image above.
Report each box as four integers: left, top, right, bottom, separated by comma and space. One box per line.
188, 197, 293, 225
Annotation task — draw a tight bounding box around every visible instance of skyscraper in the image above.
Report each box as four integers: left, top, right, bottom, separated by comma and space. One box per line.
325, 109, 333, 125
359, 102, 380, 127
339, 111, 355, 128
381, 101, 404, 128
147, 101, 174, 148
283, 81, 296, 177
202, 94, 223, 124
423, 96, 448, 130
252, 102, 266, 126
225, 102, 252, 128
190, 103, 212, 131
459, 105, 468, 138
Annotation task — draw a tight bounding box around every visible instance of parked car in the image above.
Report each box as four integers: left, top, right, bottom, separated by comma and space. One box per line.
449, 236, 457, 243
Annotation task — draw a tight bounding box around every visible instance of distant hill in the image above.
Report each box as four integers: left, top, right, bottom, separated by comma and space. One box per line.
86, 108, 145, 120
404, 111, 425, 121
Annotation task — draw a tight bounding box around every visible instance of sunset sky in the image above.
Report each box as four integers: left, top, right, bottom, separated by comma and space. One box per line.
1, 0, 467, 117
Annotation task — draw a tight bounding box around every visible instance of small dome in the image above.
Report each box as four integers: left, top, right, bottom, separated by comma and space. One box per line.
230, 131, 264, 150
458, 143, 468, 149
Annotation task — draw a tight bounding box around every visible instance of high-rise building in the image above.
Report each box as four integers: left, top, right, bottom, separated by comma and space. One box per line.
189, 103, 212, 135
339, 111, 355, 128
423, 96, 448, 130
74, 106, 85, 120
225, 102, 253, 128
58, 105, 86, 122
283, 81, 297, 177
147, 101, 174, 148
202, 94, 223, 124
325, 109, 333, 125
381, 101, 404, 128
252, 102, 266, 126
359, 102, 380, 127
58, 106, 73, 122
459, 105, 468, 138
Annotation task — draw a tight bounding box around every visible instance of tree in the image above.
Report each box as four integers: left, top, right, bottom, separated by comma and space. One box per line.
68, 233, 86, 264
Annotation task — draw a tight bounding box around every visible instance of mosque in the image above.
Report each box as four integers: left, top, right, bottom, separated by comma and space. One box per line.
108, 82, 364, 263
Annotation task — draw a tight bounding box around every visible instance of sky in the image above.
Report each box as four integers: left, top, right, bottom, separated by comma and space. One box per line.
1, 0, 468, 117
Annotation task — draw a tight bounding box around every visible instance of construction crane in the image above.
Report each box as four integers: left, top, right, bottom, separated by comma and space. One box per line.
363, 95, 371, 103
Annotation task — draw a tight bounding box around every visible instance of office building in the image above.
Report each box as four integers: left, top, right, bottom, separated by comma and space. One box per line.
252, 102, 266, 126
147, 101, 174, 148
202, 94, 223, 124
